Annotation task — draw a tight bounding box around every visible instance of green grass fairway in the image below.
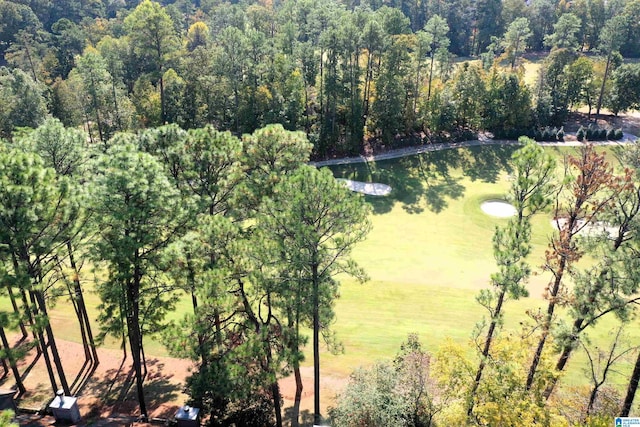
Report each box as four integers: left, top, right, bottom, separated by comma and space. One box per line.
316, 144, 640, 393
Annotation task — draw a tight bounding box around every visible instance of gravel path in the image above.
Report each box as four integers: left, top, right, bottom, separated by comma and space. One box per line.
310, 134, 638, 167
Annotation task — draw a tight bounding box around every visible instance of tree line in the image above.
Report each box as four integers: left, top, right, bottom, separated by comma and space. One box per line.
0, 118, 370, 426
1, 0, 640, 158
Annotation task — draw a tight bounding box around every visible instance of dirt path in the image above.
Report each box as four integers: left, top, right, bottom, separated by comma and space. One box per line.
3, 336, 343, 426
2, 336, 193, 426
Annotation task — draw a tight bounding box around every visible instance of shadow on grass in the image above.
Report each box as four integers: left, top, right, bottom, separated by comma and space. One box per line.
460, 145, 517, 183
328, 144, 518, 215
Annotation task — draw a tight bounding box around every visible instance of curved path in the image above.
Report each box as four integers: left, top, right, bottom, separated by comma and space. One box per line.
310, 133, 638, 167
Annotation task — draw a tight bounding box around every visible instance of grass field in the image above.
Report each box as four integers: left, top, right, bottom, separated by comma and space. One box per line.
4, 143, 640, 411
317, 144, 640, 395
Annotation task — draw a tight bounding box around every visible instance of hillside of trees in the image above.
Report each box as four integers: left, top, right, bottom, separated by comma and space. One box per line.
1, 0, 640, 158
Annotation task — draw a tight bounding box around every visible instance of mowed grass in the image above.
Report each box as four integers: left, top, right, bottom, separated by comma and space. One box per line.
2, 144, 638, 399
316, 144, 640, 394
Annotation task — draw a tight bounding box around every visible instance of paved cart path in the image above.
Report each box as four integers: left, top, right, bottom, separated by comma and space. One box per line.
310, 133, 638, 167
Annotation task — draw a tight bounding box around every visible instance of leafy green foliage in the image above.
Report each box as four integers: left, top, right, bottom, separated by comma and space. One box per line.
0, 67, 47, 138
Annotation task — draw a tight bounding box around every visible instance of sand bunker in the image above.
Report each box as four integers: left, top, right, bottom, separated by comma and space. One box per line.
481, 200, 517, 217
337, 179, 392, 196
552, 218, 620, 238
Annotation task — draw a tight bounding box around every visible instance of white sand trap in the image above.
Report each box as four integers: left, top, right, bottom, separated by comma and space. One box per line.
481, 200, 517, 217
337, 178, 392, 196
552, 218, 620, 238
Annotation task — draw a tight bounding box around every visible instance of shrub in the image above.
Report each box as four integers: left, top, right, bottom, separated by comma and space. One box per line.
525, 128, 536, 139
556, 127, 564, 141
607, 128, 616, 140
615, 128, 624, 140
577, 127, 585, 141
599, 128, 608, 140
534, 129, 542, 141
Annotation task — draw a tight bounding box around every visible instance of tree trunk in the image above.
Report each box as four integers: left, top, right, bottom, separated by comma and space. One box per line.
265, 341, 282, 427
586, 384, 600, 416
526, 260, 565, 391
292, 362, 303, 427
427, 54, 436, 101
28, 291, 58, 393
190, 287, 208, 368
11, 254, 38, 347
319, 47, 324, 135
0, 356, 7, 378
312, 259, 321, 426
159, 75, 166, 124
66, 279, 90, 361
0, 326, 25, 394
126, 272, 148, 420
546, 230, 627, 398
6, 286, 27, 340
414, 63, 422, 117
271, 381, 283, 427
34, 290, 70, 395
467, 288, 506, 417
111, 76, 123, 131
67, 242, 99, 364
526, 213, 578, 391
362, 50, 373, 125
21, 34, 38, 82
89, 70, 104, 142
621, 350, 640, 417
596, 54, 612, 118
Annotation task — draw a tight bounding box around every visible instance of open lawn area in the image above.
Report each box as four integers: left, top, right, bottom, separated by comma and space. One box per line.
318, 144, 640, 405
4, 143, 640, 420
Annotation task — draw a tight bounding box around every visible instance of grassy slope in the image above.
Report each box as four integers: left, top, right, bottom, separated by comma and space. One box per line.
2, 145, 637, 400
317, 145, 640, 393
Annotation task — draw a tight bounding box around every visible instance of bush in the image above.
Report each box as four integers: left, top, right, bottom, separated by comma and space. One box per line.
599, 128, 608, 140
525, 128, 536, 139
615, 128, 624, 140
556, 127, 564, 141
330, 335, 441, 427
607, 128, 616, 140
534, 129, 542, 141
577, 127, 585, 141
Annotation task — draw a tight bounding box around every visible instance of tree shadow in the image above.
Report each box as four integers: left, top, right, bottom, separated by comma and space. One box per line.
328, 145, 518, 215
79, 357, 182, 422
408, 150, 466, 214
281, 408, 315, 427
70, 355, 99, 397
459, 145, 517, 183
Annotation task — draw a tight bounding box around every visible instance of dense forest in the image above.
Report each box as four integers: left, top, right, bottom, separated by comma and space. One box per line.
1, 0, 640, 158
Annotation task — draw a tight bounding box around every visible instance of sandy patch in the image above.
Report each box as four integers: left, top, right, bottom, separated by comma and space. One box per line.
3, 335, 193, 426
337, 179, 392, 196
481, 200, 517, 217
5, 334, 345, 426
